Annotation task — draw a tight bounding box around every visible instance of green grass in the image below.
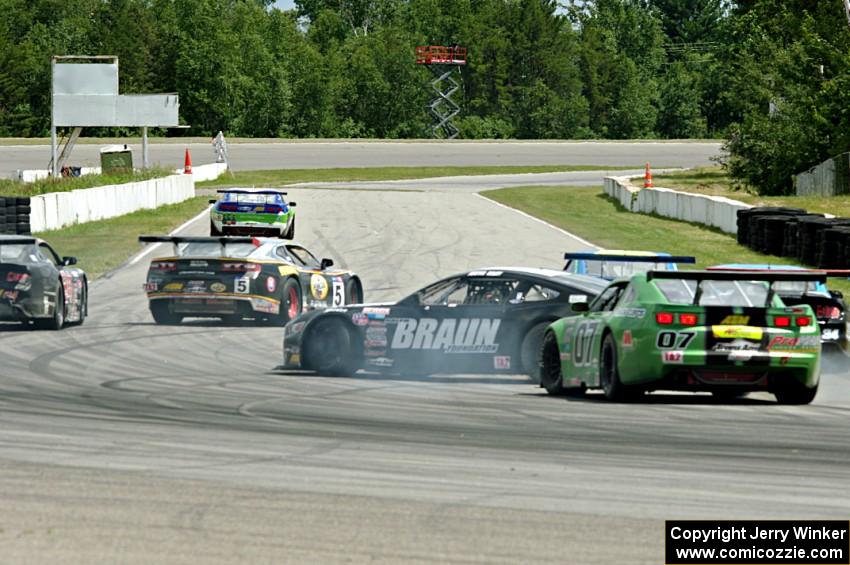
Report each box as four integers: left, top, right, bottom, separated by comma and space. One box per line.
35, 196, 210, 279
482, 185, 850, 296
654, 166, 850, 218
0, 168, 173, 197
198, 165, 645, 189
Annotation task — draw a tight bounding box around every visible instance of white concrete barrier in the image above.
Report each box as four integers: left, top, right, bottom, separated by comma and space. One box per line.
13, 167, 101, 182
604, 175, 752, 235
30, 173, 195, 232
174, 162, 228, 183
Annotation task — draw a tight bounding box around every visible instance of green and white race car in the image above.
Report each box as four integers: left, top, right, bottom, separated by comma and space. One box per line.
209, 189, 296, 239
539, 270, 823, 404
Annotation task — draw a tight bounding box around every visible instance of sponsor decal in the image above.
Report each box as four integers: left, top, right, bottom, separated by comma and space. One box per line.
365, 326, 388, 347
363, 307, 390, 320
143, 282, 159, 292
190, 260, 208, 268
266, 277, 276, 293
720, 314, 750, 325
821, 329, 840, 341
210, 282, 226, 293
622, 330, 634, 348
711, 325, 763, 340
308, 300, 328, 309
468, 270, 487, 277
288, 353, 301, 365
568, 294, 588, 304
187, 280, 206, 293
767, 335, 819, 352
712, 339, 760, 353
662, 350, 684, 364
6, 272, 28, 283
235, 276, 250, 294
486, 270, 503, 277
727, 350, 756, 362
616, 308, 646, 319
251, 298, 279, 314
494, 355, 511, 370
351, 313, 369, 326
310, 274, 329, 300
367, 357, 394, 368
559, 353, 571, 361
163, 282, 184, 291
390, 318, 501, 353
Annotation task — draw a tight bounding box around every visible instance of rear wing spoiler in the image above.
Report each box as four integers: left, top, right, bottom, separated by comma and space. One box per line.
0, 237, 36, 245
706, 266, 850, 278
215, 189, 288, 195
138, 235, 258, 257
564, 252, 696, 264
648, 270, 828, 283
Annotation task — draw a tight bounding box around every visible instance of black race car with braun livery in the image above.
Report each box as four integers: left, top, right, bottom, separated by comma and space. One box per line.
0, 235, 87, 330
139, 236, 362, 325
282, 267, 607, 378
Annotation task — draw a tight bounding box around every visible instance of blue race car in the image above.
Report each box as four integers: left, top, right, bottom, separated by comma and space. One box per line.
709, 264, 848, 345
563, 250, 696, 280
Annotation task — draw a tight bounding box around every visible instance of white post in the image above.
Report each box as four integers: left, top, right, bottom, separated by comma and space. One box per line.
845, 0, 850, 27
50, 57, 58, 177
142, 126, 149, 169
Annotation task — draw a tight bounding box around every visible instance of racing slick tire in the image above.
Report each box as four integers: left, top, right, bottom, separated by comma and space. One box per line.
303, 318, 360, 377
773, 379, 818, 405
540, 331, 565, 395
600, 333, 640, 402
283, 218, 295, 240
34, 282, 65, 331
210, 220, 222, 236
275, 277, 302, 325
345, 277, 363, 305
520, 321, 551, 383
150, 300, 183, 325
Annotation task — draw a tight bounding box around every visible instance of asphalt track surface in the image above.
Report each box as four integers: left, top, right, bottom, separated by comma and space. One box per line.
1, 173, 849, 563
0, 140, 721, 177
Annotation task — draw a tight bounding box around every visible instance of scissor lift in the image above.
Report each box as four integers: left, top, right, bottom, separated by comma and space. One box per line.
415, 46, 467, 139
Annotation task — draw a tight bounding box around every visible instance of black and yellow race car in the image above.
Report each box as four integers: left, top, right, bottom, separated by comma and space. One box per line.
139, 236, 363, 325
0, 235, 87, 330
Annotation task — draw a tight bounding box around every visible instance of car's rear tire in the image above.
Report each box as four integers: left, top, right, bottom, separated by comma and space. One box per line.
303, 318, 360, 377
69, 282, 87, 326
600, 333, 638, 402
210, 220, 222, 236
150, 300, 183, 325
283, 218, 295, 240
521, 321, 551, 383
276, 277, 302, 325
35, 282, 65, 330
773, 379, 818, 405
345, 277, 363, 305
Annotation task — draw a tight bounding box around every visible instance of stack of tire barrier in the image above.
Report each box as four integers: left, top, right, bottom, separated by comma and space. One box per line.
737, 207, 806, 247
817, 223, 850, 268
0, 196, 32, 235
783, 214, 825, 258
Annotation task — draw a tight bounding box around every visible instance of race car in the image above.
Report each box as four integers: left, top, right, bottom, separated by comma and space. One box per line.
209, 189, 296, 238
539, 270, 823, 405
0, 235, 87, 329
709, 264, 848, 345
139, 236, 362, 325
563, 250, 695, 280
282, 268, 607, 378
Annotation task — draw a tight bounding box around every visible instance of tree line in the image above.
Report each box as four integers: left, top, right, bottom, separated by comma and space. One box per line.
0, 0, 848, 194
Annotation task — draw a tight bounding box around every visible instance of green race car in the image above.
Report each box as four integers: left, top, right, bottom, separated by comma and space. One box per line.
210, 189, 296, 238
539, 270, 823, 404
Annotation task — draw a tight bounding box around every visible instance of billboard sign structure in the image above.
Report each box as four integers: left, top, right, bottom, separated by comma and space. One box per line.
50, 55, 181, 175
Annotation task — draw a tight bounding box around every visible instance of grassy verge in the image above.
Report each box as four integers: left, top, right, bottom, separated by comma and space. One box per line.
198, 165, 645, 189
654, 167, 850, 218
0, 168, 173, 197
482, 185, 850, 296
35, 196, 209, 279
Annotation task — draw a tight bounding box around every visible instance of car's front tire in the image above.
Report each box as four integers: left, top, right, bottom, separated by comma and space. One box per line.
283, 218, 295, 240
303, 318, 360, 377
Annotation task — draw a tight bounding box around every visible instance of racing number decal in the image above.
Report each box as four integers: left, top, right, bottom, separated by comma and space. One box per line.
656, 331, 695, 349
332, 279, 345, 306
573, 322, 598, 367
235, 276, 250, 294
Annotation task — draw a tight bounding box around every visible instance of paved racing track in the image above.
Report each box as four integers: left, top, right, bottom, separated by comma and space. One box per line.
1, 173, 849, 563
0, 140, 721, 177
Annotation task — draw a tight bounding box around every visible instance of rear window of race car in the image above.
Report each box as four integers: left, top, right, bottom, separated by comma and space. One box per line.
654, 279, 772, 307
0, 244, 45, 265
583, 260, 671, 279
176, 242, 259, 258
221, 193, 283, 205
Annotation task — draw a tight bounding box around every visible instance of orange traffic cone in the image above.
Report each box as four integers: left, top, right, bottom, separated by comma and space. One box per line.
644, 162, 653, 188
183, 148, 193, 174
